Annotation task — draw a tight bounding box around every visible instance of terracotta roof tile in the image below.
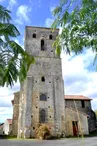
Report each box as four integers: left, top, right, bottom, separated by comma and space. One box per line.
65, 95, 92, 100
7, 119, 12, 125
0, 125, 3, 128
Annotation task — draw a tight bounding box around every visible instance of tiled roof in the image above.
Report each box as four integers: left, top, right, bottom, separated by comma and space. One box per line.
7, 119, 12, 125
0, 125, 3, 128
65, 95, 92, 100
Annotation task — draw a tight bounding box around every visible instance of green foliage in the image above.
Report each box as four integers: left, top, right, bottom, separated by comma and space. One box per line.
0, 5, 35, 87
35, 124, 51, 140
95, 110, 97, 120
52, 0, 97, 60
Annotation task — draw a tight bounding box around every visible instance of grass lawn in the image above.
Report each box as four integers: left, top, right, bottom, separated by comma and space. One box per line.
1, 130, 97, 140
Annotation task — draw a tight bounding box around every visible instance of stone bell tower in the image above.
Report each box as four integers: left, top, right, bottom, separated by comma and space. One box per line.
17, 26, 65, 138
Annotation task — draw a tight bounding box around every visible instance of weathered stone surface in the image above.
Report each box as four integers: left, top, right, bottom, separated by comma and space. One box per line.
12, 92, 20, 136
12, 26, 96, 138
17, 26, 65, 138
65, 107, 89, 136
65, 99, 97, 133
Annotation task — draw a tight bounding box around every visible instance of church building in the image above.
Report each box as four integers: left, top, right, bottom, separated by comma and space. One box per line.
12, 26, 65, 138
11, 26, 96, 138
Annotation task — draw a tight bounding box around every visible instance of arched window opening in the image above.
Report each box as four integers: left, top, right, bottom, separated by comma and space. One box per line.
33, 33, 36, 38
39, 109, 46, 123
33, 127, 35, 130
41, 39, 45, 51
49, 34, 52, 40
40, 94, 47, 101
41, 76, 45, 82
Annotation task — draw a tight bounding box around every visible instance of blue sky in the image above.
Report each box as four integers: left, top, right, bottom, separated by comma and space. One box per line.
0, 0, 97, 123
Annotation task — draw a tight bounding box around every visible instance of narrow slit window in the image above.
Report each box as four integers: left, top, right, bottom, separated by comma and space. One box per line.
81, 100, 85, 108
41, 76, 45, 82
49, 34, 52, 40
33, 33, 36, 38
41, 39, 45, 51
33, 127, 35, 130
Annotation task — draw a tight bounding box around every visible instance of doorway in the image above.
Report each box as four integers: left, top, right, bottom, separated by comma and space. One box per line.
72, 121, 78, 136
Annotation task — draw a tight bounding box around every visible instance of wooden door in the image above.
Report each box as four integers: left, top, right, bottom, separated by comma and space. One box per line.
72, 121, 78, 136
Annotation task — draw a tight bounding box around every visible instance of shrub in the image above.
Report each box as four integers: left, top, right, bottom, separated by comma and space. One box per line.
35, 124, 51, 140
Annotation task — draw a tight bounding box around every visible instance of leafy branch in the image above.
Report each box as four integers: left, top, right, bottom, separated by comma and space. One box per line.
0, 5, 35, 87
52, 0, 97, 61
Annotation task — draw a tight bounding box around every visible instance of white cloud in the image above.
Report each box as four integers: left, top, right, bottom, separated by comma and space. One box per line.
50, 6, 55, 13
7, 0, 17, 10
61, 49, 97, 110
45, 18, 54, 27
0, 84, 20, 105
0, 107, 13, 115
0, 82, 20, 122
91, 98, 97, 110
15, 5, 31, 25
0, 107, 13, 123
0, 95, 14, 122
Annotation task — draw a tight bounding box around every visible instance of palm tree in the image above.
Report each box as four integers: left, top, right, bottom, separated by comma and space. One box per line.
0, 5, 34, 87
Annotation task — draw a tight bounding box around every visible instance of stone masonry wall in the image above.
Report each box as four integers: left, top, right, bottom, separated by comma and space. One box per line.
65, 99, 96, 133
65, 99, 91, 112
18, 26, 65, 138
65, 107, 89, 136
12, 92, 20, 136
